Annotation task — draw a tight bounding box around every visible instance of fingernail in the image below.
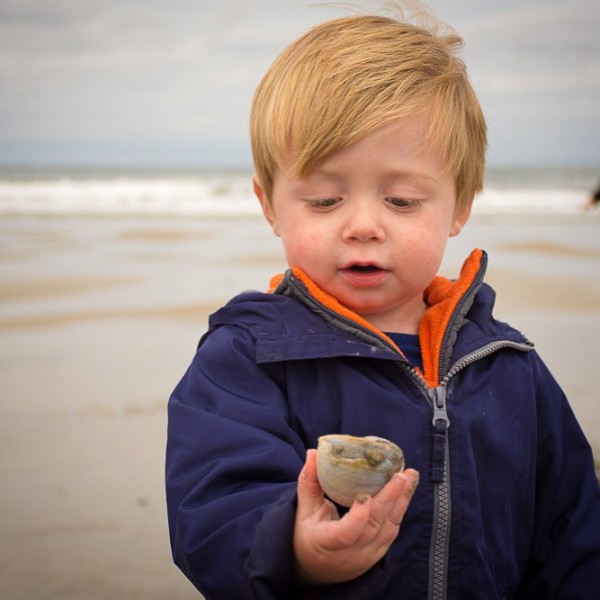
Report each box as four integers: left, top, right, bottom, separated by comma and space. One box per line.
355, 493, 371, 504
398, 471, 419, 491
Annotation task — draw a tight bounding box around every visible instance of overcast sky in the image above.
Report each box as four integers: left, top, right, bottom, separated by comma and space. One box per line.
1, 0, 598, 168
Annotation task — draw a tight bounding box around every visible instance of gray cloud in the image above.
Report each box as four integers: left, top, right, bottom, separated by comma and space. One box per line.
0, 0, 598, 166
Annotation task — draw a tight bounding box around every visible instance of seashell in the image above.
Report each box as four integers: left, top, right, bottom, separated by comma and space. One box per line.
316, 434, 405, 507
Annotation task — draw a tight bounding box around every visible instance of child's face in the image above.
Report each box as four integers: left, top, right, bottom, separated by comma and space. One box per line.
254, 115, 471, 334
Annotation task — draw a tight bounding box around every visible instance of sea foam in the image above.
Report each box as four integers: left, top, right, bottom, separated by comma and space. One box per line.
0, 168, 595, 216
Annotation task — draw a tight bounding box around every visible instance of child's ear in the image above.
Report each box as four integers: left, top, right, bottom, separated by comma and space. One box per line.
449, 202, 472, 237
253, 175, 280, 236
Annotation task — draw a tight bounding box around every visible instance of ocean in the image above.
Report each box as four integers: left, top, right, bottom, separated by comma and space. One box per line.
0, 165, 598, 217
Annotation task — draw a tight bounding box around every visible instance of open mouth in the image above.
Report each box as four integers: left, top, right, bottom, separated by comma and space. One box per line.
347, 264, 381, 273
342, 263, 388, 286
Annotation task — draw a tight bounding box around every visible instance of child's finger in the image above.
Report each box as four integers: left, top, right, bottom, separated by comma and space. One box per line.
316, 493, 374, 551
296, 449, 332, 520
354, 468, 419, 545
385, 469, 419, 528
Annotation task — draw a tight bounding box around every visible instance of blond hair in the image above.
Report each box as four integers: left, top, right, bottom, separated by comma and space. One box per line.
250, 12, 487, 214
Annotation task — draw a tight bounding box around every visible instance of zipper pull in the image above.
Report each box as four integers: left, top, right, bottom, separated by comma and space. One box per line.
431, 386, 449, 483
432, 385, 450, 427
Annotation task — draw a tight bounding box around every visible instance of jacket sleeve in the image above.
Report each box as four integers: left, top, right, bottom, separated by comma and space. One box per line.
517, 353, 600, 599
165, 322, 307, 599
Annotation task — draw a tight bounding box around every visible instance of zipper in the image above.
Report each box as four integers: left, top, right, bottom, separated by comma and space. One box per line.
397, 364, 451, 600
428, 384, 451, 600
438, 252, 488, 376
424, 340, 533, 600
443, 340, 533, 385
426, 252, 486, 600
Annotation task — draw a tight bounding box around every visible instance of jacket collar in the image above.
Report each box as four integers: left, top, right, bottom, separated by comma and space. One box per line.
271, 249, 488, 388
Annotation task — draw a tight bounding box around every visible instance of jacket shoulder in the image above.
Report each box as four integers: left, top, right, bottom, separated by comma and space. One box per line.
204, 291, 393, 364
208, 290, 329, 337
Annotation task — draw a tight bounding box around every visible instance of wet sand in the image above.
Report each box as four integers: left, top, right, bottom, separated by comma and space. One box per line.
0, 212, 599, 599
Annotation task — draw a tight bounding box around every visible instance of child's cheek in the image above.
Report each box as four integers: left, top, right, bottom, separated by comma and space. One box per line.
281, 227, 323, 268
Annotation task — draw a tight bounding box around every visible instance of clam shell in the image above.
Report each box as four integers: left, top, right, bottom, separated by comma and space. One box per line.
316, 434, 405, 507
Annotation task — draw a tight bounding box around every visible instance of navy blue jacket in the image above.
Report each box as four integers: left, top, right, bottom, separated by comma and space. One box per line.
166, 249, 600, 599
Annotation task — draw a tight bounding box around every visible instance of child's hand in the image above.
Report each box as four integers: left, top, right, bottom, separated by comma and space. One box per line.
293, 448, 419, 586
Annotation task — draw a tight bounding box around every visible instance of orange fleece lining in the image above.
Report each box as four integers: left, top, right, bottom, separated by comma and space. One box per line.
268, 272, 285, 293
419, 248, 484, 387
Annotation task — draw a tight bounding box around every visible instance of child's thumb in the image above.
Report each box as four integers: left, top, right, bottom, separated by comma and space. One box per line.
296, 449, 326, 517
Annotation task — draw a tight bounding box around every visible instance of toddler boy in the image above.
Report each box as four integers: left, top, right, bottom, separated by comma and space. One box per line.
166, 8, 600, 599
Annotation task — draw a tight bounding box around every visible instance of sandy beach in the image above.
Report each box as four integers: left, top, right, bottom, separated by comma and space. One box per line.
1, 211, 599, 599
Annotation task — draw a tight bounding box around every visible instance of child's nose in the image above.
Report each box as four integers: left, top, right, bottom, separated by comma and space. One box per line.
342, 205, 386, 243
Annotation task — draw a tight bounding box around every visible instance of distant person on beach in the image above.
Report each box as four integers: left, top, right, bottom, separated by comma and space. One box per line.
166, 4, 600, 599
584, 180, 600, 210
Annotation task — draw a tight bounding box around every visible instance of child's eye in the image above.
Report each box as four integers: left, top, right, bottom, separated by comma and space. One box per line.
385, 197, 421, 208
306, 197, 340, 209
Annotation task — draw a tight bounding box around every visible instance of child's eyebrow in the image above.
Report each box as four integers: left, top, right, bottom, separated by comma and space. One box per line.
307, 166, 442, 186
387, 170, 441, 185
